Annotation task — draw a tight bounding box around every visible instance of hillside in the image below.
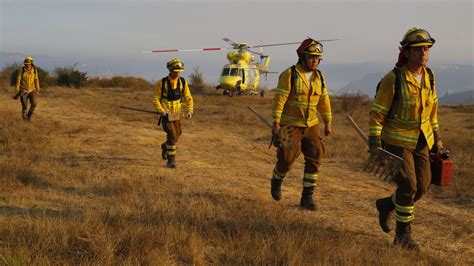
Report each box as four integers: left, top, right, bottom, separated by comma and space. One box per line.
0, 86, 473, 264
336, 65, 474, 105
439, 90, 474, 105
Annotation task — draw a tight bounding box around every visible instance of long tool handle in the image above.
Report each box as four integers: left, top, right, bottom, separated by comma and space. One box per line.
120, 106, 159, 115
346, 115, 403, 162
247, 106, 272, 129
346, 115, 369, 145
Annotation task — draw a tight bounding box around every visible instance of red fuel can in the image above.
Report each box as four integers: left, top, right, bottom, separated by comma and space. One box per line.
430, 152, 453, 186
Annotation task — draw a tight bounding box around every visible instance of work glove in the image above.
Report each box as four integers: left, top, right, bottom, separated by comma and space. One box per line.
159, 111, 168, 118
433, 131, 444, 155
157, 111, 167, 126
185, 112, 192, 119
436, 140, 444, 155
368, 136, 382, 156
271, 122, 280, 136
12, 90, 25, 100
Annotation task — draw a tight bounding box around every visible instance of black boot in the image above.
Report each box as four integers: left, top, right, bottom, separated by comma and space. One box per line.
161, 143, 167, 160
26, 109, 34, 122
394, 222, 420, 251
271, 178, 282, 201
167, 156, 176, 169
376, 196, 395, 233
300, 187, 317, 211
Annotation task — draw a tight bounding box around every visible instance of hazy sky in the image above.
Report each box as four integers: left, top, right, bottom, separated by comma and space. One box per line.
1, 0, 473, 84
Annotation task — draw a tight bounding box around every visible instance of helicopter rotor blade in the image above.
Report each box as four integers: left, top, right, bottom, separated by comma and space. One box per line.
307, 37, 340, 43
250, 39, 339, 48
139, 47, 225, 53
250, 42, 301, 48
247, 49, 264, 56
223, 37, 238, 46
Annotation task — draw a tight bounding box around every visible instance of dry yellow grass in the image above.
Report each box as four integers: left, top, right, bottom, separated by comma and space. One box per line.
0, 85, 472, 265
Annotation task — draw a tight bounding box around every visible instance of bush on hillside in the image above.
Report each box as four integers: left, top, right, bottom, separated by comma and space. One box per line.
55, 66, 87, 88
189, 67, 205, 88
188, 67, 215, 94
0, 63, 19, 84
336, 92, 371, 113
86, 76, 153, 90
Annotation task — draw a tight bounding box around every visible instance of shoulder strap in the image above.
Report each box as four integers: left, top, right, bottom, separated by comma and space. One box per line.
179, 77, 186, 93
290, 65, 297, 93
387, 67, 402, 119
161, 77, 169, 99
316, 69, 325, 89
426, 67, 435, 92
179, 77, 186, 102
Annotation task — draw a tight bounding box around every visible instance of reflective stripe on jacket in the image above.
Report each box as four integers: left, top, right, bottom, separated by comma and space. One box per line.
272, 63, 332, 127
153, 76, 193, 114
369, 65, 439, 149
16, 66, 40, 93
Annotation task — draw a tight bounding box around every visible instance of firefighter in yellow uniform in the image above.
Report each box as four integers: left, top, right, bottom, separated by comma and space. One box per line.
369, 28, 444, 251
271, 38, 332, 211
14, 56, 40, 121
153, 58, 193, 168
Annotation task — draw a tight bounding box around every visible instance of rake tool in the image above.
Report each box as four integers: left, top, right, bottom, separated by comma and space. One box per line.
247, 106, 294, 150
346, 115, 403, 181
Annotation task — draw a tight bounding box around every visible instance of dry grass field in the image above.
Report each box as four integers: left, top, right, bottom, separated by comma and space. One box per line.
0, 84, 473, 265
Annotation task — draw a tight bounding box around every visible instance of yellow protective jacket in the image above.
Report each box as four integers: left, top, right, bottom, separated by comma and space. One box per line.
153, 75, 193, 115
272, 63, 332, 127
16, 66, 40, 93
369, 65, 440, 149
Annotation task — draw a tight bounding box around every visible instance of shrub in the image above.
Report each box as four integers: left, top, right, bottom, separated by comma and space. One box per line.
188, 67, 215, 94
55, 66, 87, 88
189, 67, 205, 89
1, 63, 20, 84
335, 92, 371, 113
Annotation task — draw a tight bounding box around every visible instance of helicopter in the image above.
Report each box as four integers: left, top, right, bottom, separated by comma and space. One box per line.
140, 37, 337, 97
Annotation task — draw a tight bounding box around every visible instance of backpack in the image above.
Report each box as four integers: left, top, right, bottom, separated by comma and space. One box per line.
375, 67, 434, 119
290, 65, 325, 94
161, 76, 186, 102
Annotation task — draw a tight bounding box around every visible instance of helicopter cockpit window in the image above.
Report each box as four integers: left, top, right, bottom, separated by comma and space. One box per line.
221, 68, 230, 76
230, 68, 239, 76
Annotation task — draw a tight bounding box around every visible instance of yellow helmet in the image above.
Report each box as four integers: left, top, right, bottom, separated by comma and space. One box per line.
400, 28, 435, 48
166, 58, 184, 72
24, 56, 33, 64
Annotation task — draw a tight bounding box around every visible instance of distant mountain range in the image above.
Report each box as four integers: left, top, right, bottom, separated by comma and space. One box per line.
439, 90, 474, 105
336, 65, 474, 104
1, 52, 472, 105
